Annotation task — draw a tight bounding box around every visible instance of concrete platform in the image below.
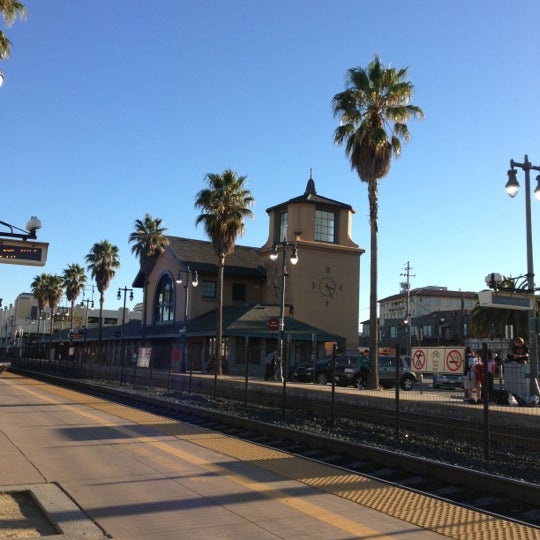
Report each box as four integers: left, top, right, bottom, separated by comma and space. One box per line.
1, 371, 538, 540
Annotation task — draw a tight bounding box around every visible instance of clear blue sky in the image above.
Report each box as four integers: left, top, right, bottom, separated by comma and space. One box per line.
2, 0, 540, 323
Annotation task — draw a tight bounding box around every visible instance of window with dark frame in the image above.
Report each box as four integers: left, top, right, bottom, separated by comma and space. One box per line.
153, 274, 175, 323
232, 283, 246, 302
278, 210, 288, 242
315, 208, 336, 243
201, 280, 217, 299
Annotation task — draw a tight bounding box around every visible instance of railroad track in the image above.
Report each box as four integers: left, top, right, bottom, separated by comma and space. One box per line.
13, 368, 540, 529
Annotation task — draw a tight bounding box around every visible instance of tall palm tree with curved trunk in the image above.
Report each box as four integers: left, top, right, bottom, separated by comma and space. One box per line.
128, 214, 170, 341
62, 263, 87, 330
333, 55, 423, 389
85, 241, 120, 344
194, 169, 254, 382
31, 273, 50, 340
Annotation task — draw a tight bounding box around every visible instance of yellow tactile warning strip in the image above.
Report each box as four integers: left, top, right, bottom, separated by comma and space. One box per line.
8, 374, 540, 540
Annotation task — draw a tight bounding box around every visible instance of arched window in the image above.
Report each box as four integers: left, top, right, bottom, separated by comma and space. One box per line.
153, 274, 175, 323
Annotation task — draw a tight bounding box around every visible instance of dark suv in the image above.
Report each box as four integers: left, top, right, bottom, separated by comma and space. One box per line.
335, 355, 422, 391
292, 356, 353, 385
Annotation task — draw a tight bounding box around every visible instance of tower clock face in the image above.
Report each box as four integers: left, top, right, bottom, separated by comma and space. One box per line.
314, 268, 342, 302
319, 276, 337, 298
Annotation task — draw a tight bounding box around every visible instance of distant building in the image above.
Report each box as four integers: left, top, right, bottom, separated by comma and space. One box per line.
0, 292, 142, 346
361, 286, 477, 351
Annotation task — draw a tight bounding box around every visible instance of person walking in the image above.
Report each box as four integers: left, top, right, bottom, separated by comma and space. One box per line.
273, 352, 283, 382
463, 347, 474, 402
357, 350, 371, 389
472, 350, 483, 403
486, 352, 496, 402
264, 350, 278, 381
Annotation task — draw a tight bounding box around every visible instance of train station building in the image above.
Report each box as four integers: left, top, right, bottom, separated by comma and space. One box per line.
3, 175, 365, 377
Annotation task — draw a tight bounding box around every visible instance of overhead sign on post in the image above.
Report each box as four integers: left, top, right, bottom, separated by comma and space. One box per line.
478, 290, 533, 311
0, 239, 48, 266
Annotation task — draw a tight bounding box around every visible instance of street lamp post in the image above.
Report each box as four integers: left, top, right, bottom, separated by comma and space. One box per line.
269, 240, 299, 384
176, 268, 199, 377
117, 286, 134, 382
505, 155, 540, 394
80, 286, 95, 328
80, 288, 95, 358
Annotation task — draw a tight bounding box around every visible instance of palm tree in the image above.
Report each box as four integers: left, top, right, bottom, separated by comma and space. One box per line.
31, 273, 50, 340
45, 274, 64, 334
85, 240, 120, 344
0, 1, 26, 70
471, 304, 527, 341
194, 169, 254, 379
128, 214, 170, 339
62, 263, 87, 330
333, 55, 423, 389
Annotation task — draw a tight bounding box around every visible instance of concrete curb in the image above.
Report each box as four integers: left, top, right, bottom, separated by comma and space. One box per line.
1, 483, 107, 539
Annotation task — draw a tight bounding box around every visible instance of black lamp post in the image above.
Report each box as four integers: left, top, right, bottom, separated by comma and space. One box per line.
80, 288, 95, 355
269, 240, 298, 383
117, 286, 134, 382
175, 268, 199, 375
505, 155, 540, 394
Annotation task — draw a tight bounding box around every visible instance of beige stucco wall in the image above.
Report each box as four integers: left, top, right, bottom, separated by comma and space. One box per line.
145, 186, 364, 353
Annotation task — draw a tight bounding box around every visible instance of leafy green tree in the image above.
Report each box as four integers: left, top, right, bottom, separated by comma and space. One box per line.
333, 56, 423, 389
31, 273, 50, 337
194, 169, 254, 378
62, 263, 87, 330
0, 0, 26, 78
471, 304, 527, 341
128, 214, 170, 338
474, 275, 535, 342
85, 241, 120, 343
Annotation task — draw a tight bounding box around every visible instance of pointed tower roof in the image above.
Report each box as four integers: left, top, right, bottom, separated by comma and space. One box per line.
266, 170, 353, 213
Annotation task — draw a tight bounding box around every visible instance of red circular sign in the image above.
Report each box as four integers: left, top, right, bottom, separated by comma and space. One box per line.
445, 349, 463, 373
412, 349, 426, 370
268, 318, 279, 331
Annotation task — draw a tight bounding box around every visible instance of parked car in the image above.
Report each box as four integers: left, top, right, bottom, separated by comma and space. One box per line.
335, 355, 422, 391
292, 356, 353, 385
432, 372, 464, 389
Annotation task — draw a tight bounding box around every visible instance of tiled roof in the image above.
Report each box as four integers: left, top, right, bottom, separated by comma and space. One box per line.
132, 236, 266, 287
380, 288, 478, 303
167, 236, 264, 271
188, 303, 344, 341
59, 304, 342, 343
266, 177, 352, 213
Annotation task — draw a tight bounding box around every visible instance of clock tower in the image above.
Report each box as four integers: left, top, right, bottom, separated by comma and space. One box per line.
260, 173, 364, 353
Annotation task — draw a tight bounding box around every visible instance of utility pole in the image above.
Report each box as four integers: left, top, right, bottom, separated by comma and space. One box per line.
401, 261, 415, 356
